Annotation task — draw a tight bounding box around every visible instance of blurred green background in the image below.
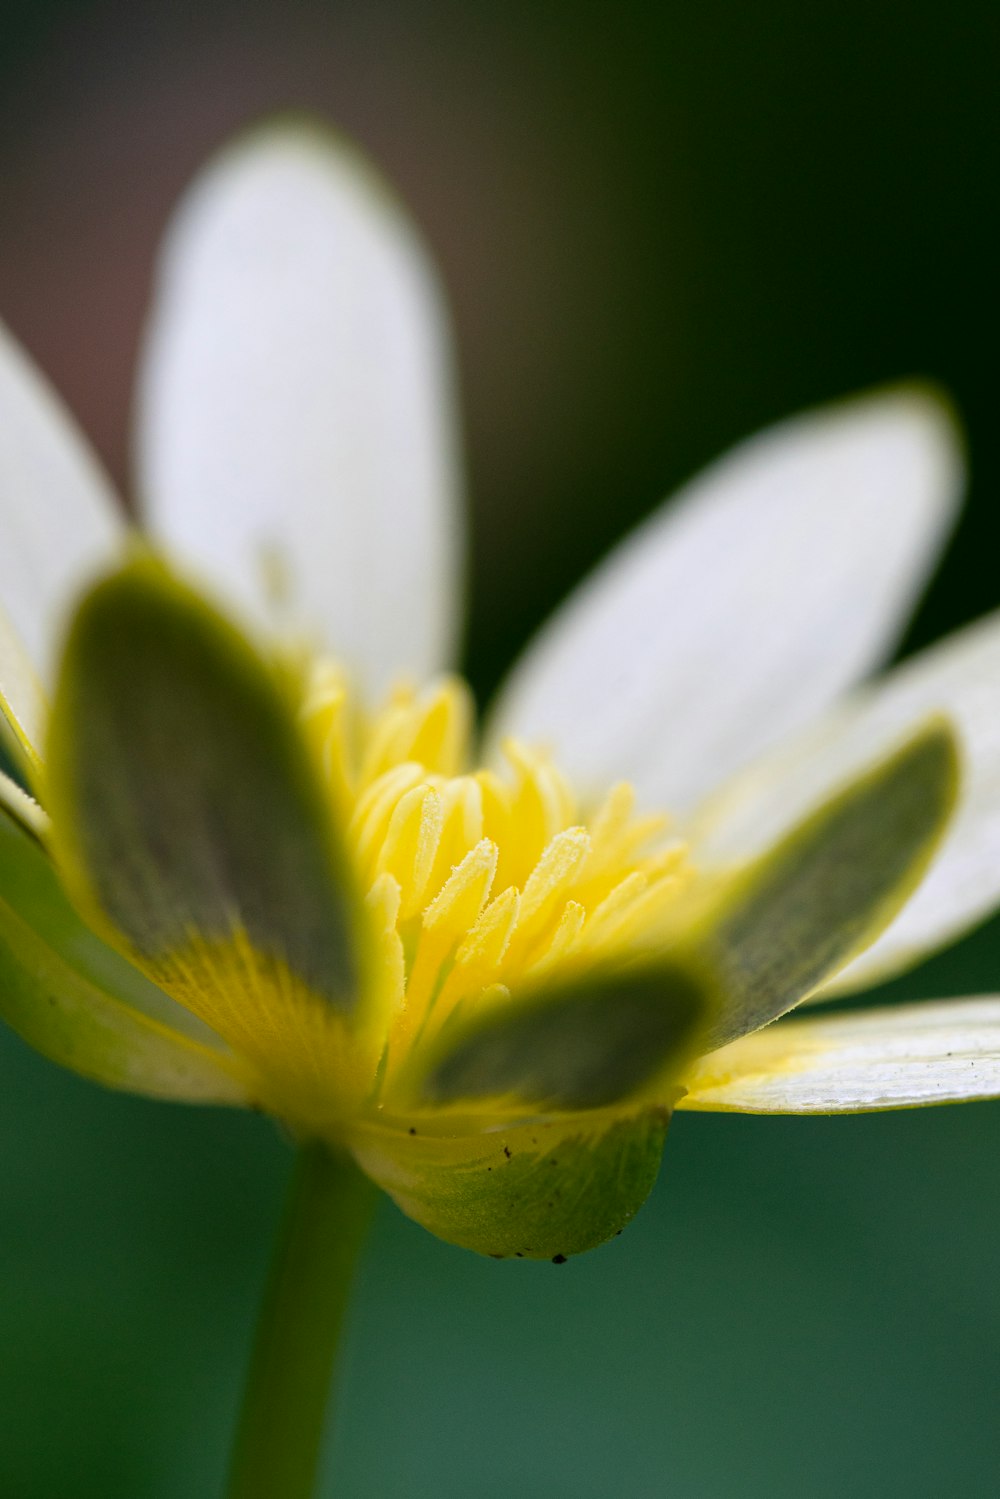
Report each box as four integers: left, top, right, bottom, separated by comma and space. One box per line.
1, 1, 999, 1494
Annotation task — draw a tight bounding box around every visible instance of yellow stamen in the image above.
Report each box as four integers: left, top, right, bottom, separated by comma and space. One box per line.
301, 665, 696, 1110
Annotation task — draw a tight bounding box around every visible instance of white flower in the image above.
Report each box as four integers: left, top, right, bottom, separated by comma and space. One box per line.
0, 121, 998, 1260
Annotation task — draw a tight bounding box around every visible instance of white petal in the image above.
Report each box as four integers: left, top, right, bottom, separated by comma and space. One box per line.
694, 609, 1000, 994
677, 997, 1000, 1112
0, 321, 124, 765
136, 122, 464, 699
488, 387, 963, 812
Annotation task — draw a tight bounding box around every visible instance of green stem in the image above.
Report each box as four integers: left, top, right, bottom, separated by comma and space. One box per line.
226, 1142, 375, 1499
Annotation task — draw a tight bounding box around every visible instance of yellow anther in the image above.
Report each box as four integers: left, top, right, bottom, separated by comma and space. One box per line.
533, 899, 586, 975
498, 738, 576, 888
359, 697, 421, 786
359, 676, 473, 785
642, 840, 689, 879
453, 884, 520, 972
424, 838, 499, 934
519, 827, 591, 927
351, 762, 426, 873
365, 872, 406, 1019
475, 768, 512, 851
581, 870, 649, 948
426, 776, 485, 895
405, 679, 473, 776
425, 886, 521, 1046
302, 663, 355, 807
377, 784, 443, 918
589, 781, 637, 845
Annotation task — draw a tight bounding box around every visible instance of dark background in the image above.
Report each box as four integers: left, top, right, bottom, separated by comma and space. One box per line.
1, 2, 998, 1494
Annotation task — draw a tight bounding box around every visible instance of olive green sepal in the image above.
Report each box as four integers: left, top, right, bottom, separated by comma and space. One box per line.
693, 718, 960, 1051
350, 1108, 670, 1260
45, 558, 367, 1058
412, 962, 707, 1113
0, 805, 249, 1102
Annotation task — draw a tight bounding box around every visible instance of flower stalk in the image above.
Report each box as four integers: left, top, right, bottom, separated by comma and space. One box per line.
226, 1142, 375, 1499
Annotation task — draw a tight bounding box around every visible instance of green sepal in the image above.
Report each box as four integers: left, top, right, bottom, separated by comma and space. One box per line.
407, 959, 713, 1112
350, 1107, 670, 1259
45, 557, 363, 1016
698, 719, 959, 1050
0, 805, 249, 1102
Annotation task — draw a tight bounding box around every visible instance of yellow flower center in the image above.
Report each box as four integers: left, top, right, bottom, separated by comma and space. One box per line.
302, 663, 694, 1107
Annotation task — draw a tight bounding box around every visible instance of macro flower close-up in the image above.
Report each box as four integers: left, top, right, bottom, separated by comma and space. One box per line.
3, 119, 1000, 1495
